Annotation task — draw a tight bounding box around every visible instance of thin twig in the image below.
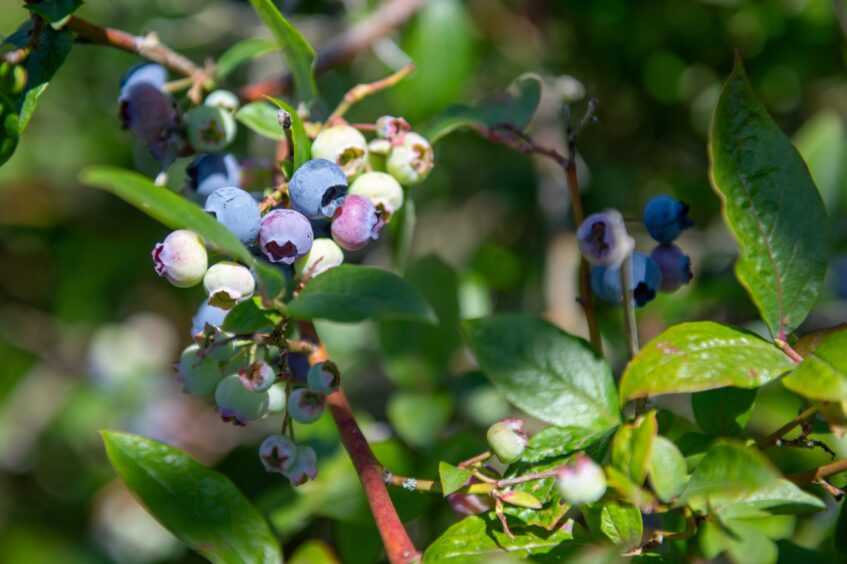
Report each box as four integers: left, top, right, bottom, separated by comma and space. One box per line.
620, 254, 643, 414
757, 405, 820, 448
775, 338, 804, 363
328, 63, 415, 121
458, 450, 492, 469
787, 458, 847, 484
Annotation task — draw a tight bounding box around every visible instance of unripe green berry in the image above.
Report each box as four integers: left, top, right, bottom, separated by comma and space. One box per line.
556, 454, 607, 505
239, 360, 276, 392
187, 105, 236, 152
266, 382, 288, 414
287, 388, 325, 424
286, 445, 318, 486
306, 361, 340, 394
294, 238, 344, 278
259, 434, 297, 474
177, 344, 222, 398
152, 229, 208, 288
311, 125, 368, 178
386, 132, 433, 185
348, 172, 404, 222
486, 418, 528, 464
204, 89, 239, 113
215, 375, 269, 426
203, 261, 256, 309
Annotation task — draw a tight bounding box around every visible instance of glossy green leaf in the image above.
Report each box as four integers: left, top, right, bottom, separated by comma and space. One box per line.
582, 502, 643, 551
386, 392, 453, 447
101, 431, 282, 563
680, 441, 778, 504
379, 255, 460, 388
716, 479, 824, 518
423, 513, 586, 562
236, 101, 286, 140
25, 0, 83, 24
438, 462, 473, 496
286, 265, 436, 323
79, 166, 285, 299
709, 57, 827, 338
611, 410, 658, 486
648, 436, 688, 503
464, 314, 620, 430
223, 298, 279, 334
782, 330, 847, 401
426, 74, 543, 143
794, 110, 847, 214
521, 426, 607, 465
217, 37, 279, 79
267, 97, 311, 170
691, 386, 757, 437
619, 322, 794, 402
248, 0, 317, 102
699, 519, 777, 564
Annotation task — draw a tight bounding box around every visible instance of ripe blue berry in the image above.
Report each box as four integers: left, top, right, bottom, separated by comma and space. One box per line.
650, 244, 693, 292
152, 230, 208, 288
204, 186, 261, 244
203, 262, 256, 309
259, 209, 314, 264
595, 252, 663, 307
120, 63, 168, 99
386, 132, 434, 185
307, 361, 340, 394
214, 375, 269, 426
187, 105, 236, 152
557, 454, 606, 505
348, 172, 404, 221
577, 210, 634, 268
191, 301, 229, 337
486, 418, 528, 464
590, 265, 618, 305
286, 352, 310, 383
120, 82, 177, 143
177, 344, 222, 398
259, 434, 297, 474
288, 159, 348, 220
294, 238, 344, 278
643, 195, 693, 244
239, 360, 276, 392
287, 388, 325, 424
311, 125, 369, 178
331, 194, 383, 251
286, 445, 318, 486
187, 153, 242, 198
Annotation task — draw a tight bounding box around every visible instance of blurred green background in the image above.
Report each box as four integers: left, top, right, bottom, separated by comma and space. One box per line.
1, 0, 846, 561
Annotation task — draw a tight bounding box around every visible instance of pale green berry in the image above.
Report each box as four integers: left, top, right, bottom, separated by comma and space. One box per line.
557, 455, 607, 505
348, 171, 404, 222
486, 418, 528, 464
187, 105, 236, 152
266, 382, 288, 414
386, 132, 433, 185
204, 89, 239, 113
311, 125, 368, 178
177, 344, 222, 398
215, 375, 269, 426
203, 262, 256, 309
152, 229, 208, 288
307, 361, 340, 394
294, 238, 344, 278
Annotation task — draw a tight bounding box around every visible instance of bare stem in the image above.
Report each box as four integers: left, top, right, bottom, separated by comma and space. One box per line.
775, 338, 804, 363
458, 450, 492, 469
329, 63, 415, 121
757, 405, 820, 449
787, 458, 847, 484
620, 254, 644, 415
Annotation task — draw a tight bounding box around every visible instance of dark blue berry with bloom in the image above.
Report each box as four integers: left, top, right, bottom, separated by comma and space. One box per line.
577, 210, 634, 268
643, 195, 693, 244
651, 244, 693, 292
187, 153, 242, 198
592, 252, 663, 307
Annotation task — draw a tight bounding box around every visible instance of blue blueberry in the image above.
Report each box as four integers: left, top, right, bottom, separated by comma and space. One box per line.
643, 195, 693, 244
288, 159, 348, 219
259, 209, 314, 264
119, 63, 168, 100
187, 153, 242, 198
650, 244, 693, 292
577, 210, 634, 267
590, 265, 617, 304
594, 252, 663, 307
286, 352, 310, 383
119, 82, 177, 143
204, 186, 261, 244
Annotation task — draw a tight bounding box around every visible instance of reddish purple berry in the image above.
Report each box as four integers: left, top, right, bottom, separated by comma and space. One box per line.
331, 194, 383, 251
650, 244, 693, 292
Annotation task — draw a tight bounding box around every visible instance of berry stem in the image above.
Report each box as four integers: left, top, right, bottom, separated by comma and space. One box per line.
786, 458, 847, 485
457, 450, 492, 468
775, 338, 804, 363
328, 63, 416, 122
298, 321, 420, 564
619, 254, 644, 415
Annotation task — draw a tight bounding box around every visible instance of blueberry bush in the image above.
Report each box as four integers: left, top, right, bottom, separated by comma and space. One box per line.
2, 1, 847, 562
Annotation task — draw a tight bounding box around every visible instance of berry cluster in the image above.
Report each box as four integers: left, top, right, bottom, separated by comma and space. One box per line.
119, 64, 434, 486
580, 195, 693, 308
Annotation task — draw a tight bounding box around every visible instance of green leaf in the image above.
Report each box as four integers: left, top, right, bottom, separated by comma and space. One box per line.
426, 74, 543, 143
619, 322, 794, 402
101, 431, 282, 563
236, 101, 287, 140
379, 255, 460, 388
79, 166, 285, 300
521, 426, 610, 465
709, 57, 828, 338
782, 330, 847, 401
699, 519, 777, 564
582, 502, 643, 551
794, 110, 847, 214
386, 392, 453, 447
611, 410, 658, 486
267, 97, 311, 170
680, 441, 778, 505
285, 264, 436, 323
390, 197, 416, 273
716, 479, 824, 518
25, 0, 83, 24
691, 386, 757, 437
423, 513, 586, 562
438, 461, 473, 496
463, 314, 620, 430
217, 37, 279, 79
648, 436, 687, 503
248, 0, 317, 102
223, 298, 279, 334
288, 540, 338, 564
